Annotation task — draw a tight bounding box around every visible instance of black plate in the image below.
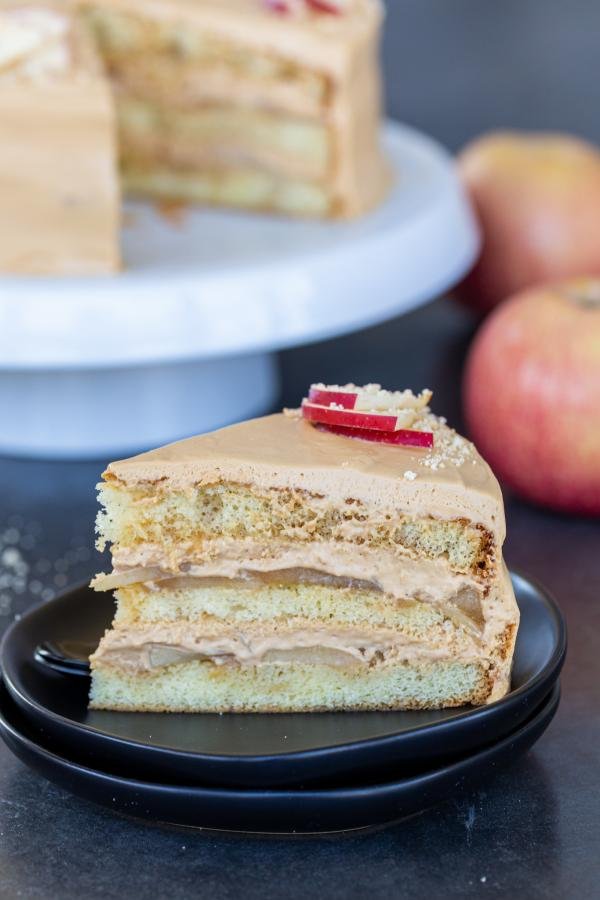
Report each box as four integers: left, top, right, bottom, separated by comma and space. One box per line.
0, 572, 566, 788
0, 678, 560, 834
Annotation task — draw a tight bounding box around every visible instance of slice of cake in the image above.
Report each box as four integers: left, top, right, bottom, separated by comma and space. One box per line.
90, 384, 519, 712
82, 0, 389, 218
0, 2, 120, 274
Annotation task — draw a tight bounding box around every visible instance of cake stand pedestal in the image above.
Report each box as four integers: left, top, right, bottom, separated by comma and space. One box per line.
0, 122, 479, 459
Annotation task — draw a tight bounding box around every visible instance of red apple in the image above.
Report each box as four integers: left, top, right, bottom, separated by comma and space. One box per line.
457, 132, 600, 314
463, 278, 600, 515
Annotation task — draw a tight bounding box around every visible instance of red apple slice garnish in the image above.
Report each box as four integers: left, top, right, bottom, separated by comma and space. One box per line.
315, 423, 434, 448
308, 383, 432, 413
263, 0, 345, 13
302, 401, 401, 432
308, 387, 357, 409
306, 0, 343, 13
262, 0, 292, 12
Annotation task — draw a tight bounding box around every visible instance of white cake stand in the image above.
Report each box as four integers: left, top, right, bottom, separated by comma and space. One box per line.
0, 121, 479, 459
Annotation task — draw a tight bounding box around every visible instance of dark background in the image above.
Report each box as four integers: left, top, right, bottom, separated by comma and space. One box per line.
1, 2, 599, 897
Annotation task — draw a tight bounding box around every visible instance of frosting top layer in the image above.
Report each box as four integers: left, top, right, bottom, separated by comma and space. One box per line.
105, 411, 506, 543
87, 0, 383, 76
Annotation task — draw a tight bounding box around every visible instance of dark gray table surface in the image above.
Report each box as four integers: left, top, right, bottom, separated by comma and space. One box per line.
1, 2, 600, 897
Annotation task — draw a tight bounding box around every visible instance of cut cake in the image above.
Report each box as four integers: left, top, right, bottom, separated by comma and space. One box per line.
1, 0, 389, 274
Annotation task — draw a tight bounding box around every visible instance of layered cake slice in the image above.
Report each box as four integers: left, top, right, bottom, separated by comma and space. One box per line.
0, 2, 120, 274
82, 0, 389, 218
90, 384, 519, 712
2, 0, 389, 273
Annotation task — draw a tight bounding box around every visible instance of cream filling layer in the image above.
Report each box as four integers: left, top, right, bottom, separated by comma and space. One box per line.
104, 538, 487, 605
91, 623, 483, 674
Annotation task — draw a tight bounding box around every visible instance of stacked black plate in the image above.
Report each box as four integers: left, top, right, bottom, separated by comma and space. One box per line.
0, 571, 565, 834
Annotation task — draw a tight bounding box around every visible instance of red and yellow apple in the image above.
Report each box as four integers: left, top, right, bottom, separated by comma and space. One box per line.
463, 278, 600, 515
457, 132, 600, 314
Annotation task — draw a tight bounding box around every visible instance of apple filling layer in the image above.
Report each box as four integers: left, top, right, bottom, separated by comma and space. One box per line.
121, 164, 331, 216
91, 620, 483, 675
117, 99, 331, 182
100, 540, 490, 609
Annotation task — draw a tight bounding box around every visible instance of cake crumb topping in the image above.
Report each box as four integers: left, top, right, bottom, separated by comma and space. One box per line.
417, 413, 474, 471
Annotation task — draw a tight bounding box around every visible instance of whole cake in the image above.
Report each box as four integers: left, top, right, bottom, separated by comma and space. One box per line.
1, 0, 389, 274
90, 384, 519, 712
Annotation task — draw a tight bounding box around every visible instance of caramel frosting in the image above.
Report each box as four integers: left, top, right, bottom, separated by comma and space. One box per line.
0, 3, 121, 274
91, 621, 482, 674
116, 100, 330, 182
104, 411, 506, 543
104, 538, 487, 604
